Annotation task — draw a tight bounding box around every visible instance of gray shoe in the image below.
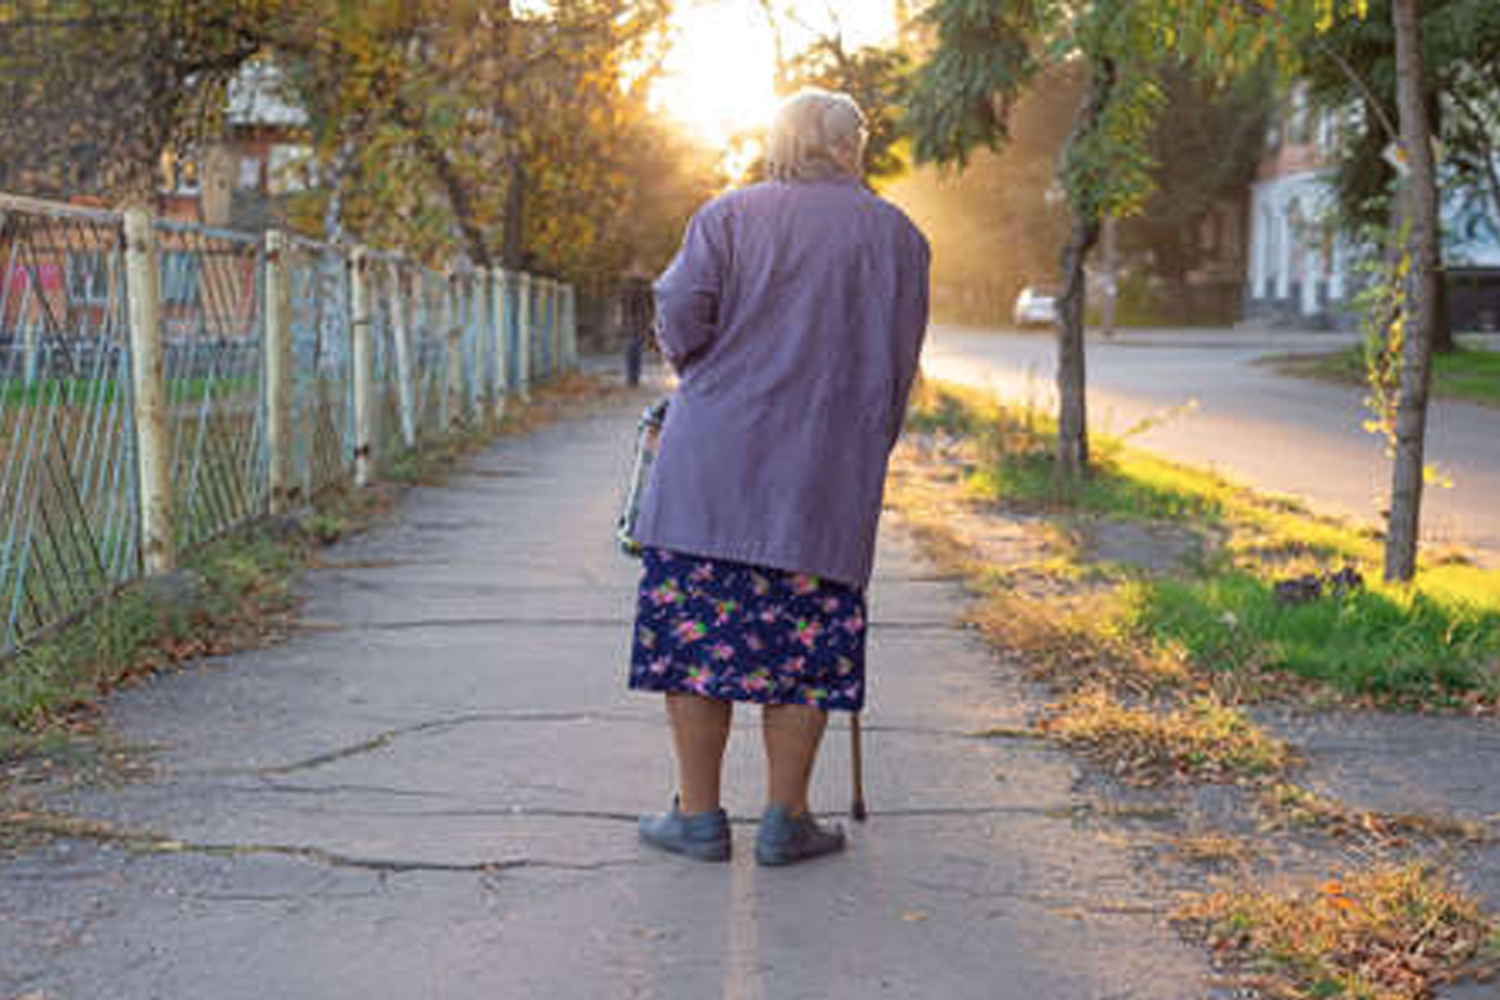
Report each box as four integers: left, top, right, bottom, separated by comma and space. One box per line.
638, 800, 731, 862
755, 805, 846, 867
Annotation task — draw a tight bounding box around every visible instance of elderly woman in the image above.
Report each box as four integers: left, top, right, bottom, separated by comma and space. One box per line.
629, 89, 930, 865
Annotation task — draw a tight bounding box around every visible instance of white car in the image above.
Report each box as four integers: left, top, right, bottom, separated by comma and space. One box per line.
1013, 286, 1060, 328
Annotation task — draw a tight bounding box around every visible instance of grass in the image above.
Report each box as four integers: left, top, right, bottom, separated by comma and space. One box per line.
0, 522, 308, 760
904, 380, 1500, 707
1269, 342, 1500, 408
1176, 862, 1500, 1000
1121, 573, 1500, 705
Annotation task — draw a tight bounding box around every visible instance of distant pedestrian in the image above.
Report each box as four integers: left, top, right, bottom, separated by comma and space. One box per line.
619, 260, 653, 386
628, 88, 930, 865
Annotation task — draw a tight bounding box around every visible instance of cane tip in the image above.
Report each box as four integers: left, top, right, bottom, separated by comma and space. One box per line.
851, 801, 868, 823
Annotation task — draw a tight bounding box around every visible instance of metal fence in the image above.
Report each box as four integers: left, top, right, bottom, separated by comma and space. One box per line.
0, 192, 578, 658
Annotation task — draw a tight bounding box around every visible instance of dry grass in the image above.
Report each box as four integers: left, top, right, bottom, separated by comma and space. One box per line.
1177, 862, 1500, 999
1040, 688, 1294, 784
1168, 833, 1261, 866
965, 588, 1193, 696
1260, 782, 1493, 848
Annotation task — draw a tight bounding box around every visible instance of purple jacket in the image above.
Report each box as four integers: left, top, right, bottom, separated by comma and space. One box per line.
634, 177, 930, 588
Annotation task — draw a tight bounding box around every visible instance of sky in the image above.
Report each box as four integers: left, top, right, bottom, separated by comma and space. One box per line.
651, 0, 899, 148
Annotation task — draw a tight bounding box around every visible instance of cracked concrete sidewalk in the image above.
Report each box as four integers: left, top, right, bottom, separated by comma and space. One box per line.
0, 387, 1219, 999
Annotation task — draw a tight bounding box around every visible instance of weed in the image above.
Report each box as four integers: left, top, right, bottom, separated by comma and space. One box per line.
0, 523, 309, 756
1121, 573, 1500, 704
1260, 782, 1491, 847
1177, 862, 1500, 999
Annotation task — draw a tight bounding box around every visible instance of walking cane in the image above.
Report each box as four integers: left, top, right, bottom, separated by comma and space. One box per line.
850, 711, 867, 821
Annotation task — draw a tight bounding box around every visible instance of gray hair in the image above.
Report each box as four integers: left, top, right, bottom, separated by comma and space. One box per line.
767, 88, 867, 182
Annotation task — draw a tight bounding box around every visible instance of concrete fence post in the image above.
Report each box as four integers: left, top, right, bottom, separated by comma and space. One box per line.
490, 269, 508, 423
122, 208, 175, 574
563, 284, 578, 372
466, 274, 482, 422
446, 270, 465, 432
386, 261, 418, 449
350, 249, 376, 488
263, 230, 294, 514
549, 279, 561, 378
546, 280, 559, 378
517, 272, 533, 401
557, 282, 568, 373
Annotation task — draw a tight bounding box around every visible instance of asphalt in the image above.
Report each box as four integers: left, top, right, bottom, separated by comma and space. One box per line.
922, 325, 1500, 568
0, 384, 1219, 999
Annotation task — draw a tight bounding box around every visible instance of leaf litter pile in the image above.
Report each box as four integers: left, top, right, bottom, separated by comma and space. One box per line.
1176, 862, 1500, 1000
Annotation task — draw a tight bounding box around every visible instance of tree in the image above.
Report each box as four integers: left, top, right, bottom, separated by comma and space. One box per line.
746, 1, 912, 187
887, 62, 1082, 326
783, 36, 912, 184
1117, 64, 1273, 321
1381, 0, 1441, 581
907, 0, 1163, 479
909, 0, 1442, 578
0, 1, 283, 202
258, 0, 679, 286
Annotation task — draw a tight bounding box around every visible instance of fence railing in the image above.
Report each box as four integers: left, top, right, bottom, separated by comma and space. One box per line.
0, 192, 578, 657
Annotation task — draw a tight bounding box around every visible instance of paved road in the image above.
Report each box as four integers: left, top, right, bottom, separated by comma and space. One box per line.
922, 326, 1500, 568
0, 390, 1214, 999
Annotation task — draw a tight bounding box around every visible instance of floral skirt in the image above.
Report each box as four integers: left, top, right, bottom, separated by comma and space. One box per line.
629, 547, 867, 712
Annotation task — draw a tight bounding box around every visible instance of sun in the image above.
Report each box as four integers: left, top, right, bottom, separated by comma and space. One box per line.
650, 1, 899, 151
652, 4, 781, 149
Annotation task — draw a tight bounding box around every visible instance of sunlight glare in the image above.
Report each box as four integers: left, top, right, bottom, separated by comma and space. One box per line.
653, 4, 780, 149
652, 1, 898, 151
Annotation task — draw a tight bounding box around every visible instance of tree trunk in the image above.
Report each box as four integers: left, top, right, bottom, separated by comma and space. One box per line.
1054, 57, 1115, 479
501, 154, 527, 270
1384, 0, 1441, 583
389, 94, 492, 268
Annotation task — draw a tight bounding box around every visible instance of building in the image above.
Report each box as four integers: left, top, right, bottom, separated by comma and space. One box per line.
1245, 87, 1500, 331
159, 61, 313, 231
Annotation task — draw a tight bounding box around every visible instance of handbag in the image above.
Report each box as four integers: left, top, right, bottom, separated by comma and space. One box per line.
616, 398, 670, 557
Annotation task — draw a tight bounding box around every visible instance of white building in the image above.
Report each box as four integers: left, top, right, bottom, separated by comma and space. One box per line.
1245, 90, 1500, 331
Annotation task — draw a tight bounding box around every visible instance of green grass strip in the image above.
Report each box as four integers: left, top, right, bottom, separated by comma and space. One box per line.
1270, 342, 1500, 407
908, 380, 1500, 704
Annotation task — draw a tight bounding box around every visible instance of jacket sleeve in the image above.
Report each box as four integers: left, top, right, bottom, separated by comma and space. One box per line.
653, 204, 727, 370
887, 233, 932, 450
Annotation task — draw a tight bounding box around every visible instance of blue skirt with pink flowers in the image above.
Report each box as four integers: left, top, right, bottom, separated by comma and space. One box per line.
629, 547, 867, 712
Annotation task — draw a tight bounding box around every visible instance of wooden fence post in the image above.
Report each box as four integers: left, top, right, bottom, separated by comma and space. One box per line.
122, 208, 175, 573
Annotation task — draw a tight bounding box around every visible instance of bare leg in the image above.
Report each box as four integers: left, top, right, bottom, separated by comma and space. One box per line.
762, 704, 829, 816
666, 692, 732, 814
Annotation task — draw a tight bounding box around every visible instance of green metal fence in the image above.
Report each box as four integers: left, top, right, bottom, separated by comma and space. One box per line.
0, 192, 578, 658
